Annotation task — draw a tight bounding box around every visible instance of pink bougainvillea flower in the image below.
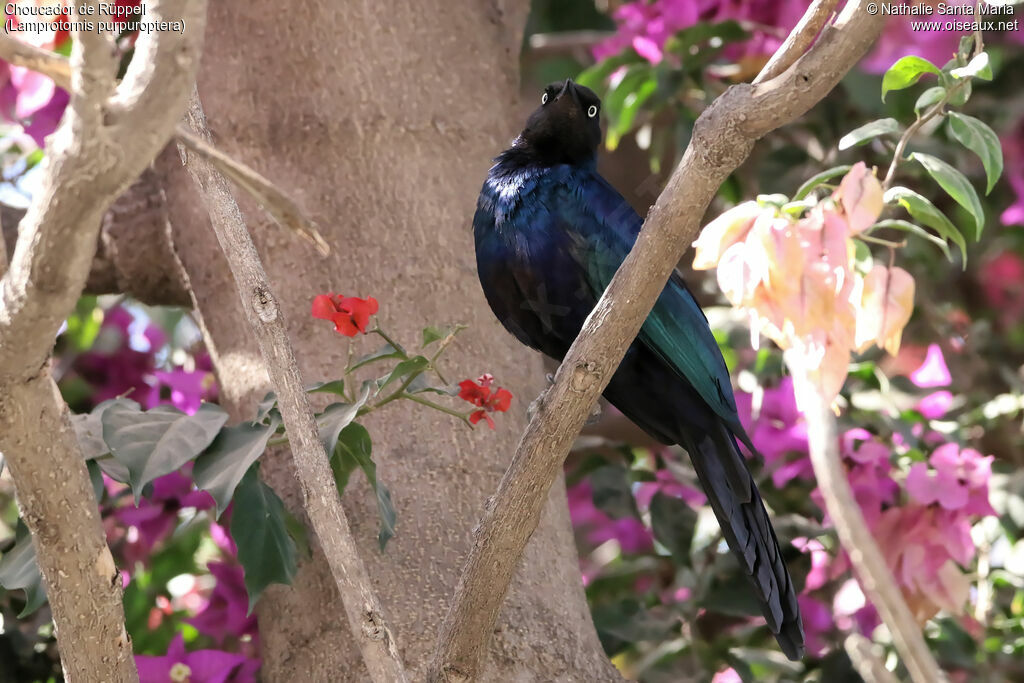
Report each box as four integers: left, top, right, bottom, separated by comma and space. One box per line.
798, 594, 833, 657
109, 470, 214, 567
854, 264, 915, 356
567, 480, 653, 555
909, 343, 951, 388
860, 7, 963, 74
711, 668, 742, 683
634, 466, 706, 509
694, 163, 911, 408
458, 373, 513, 429
906, 443, 996, 516
735, 377, 813, 487
979, 251, 1024, 328
188, 562, 258, 646
135, 633, 258, 683
311, 293, 379, 336
916, 390, 954, 419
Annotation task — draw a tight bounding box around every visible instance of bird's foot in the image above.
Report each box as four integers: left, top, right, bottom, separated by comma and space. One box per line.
584, 401, 602, 426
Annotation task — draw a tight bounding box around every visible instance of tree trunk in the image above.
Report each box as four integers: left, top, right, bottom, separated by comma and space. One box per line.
160, 1, 620, 679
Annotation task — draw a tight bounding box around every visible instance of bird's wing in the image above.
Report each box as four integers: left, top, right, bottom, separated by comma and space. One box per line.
557, 170, 748, 438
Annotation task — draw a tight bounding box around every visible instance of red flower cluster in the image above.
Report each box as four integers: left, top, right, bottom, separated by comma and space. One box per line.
458, 373, 513, 429
312, 294, 379, 337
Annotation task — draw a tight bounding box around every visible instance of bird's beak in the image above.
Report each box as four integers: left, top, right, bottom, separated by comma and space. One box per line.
555, 78, 578, 105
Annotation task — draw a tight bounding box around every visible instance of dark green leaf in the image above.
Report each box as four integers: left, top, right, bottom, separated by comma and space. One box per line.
793, 165, 851, 201
649, 493, 697, 565
910, 152, 984, 238
948, 112, 1003, 194
305, 379, 347, 397
193, 416, 281, 517
86, 460, 105, 502
590, 464, 638, 520
350, 343, 404, 372
283, 508, 311, 559
101, 400, 228, 498
231, 466, 297, 611
378, 355, 430, 393
881, 55, 940, 101
664, 20, 747, 57
914, 86, 945, 115
254, 391, 277, 423
884, 186, 967, 262
948, 79, 971, 106
838, 118, 900, 150
330, 423, 397, 550
0, 523, 47, 617
871, 219, 952, 261
317, 383, 373, 456
950, 52, 992, 80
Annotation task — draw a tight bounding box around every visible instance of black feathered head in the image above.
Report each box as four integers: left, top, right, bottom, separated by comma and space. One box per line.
516, 79, 602, 166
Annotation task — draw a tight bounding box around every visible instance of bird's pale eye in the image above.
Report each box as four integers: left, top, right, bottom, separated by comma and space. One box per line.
587, 105, 598, 118
542, 92, 548, 105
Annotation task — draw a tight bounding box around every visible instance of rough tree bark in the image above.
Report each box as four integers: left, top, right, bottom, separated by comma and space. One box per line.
157, 1, 621, 680
0, 0, 206, 679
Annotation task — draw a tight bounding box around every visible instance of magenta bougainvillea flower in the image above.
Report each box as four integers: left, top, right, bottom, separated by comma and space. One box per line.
107, 470, 215, 568
457, 373, 513, 429
735, 377, 813, 488
311, 293, 379, 336
188, 562, 258, 647
135, 633, 258, 683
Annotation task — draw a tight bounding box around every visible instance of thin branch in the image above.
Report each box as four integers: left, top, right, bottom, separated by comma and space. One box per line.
0, 32, 71, 90
428, 3, 885, 681
0, 40, 328, 257
753, 0, 838, 84
175, 127, 329, 256
0, 1, 206, 680
175, 94, 408, 683
794, 369, 943, 683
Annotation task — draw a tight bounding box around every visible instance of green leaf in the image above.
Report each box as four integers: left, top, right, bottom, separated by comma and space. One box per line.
871, 219, 952, 261
406, 374, 457, 396
881, 56, 940, 101
950, 52, 992, 81
193, 416, 281, 517
576, 50, 641, 92
317, 383, 373, 456
378, 355, 430, 393
86, 460, 105, 502
254, 391, 278, 423
421, 325, 452, 346
838, 118, 900, 150
0, 522, 47, 617
305, 379, 347, 397
72, 402, 132, 482
793, 165, 852, 201
910, 152, 984, 238
101, 400, 228, 498
230, 465, 298, 611
607, 76, 657, 150
884, 186, 967, 263
602, 65, 653, 151
914, 86, 946, 115
350, 343, 404, 372
283, 508, 311, 559
649, 493, 697, 565
948, 112, 1003, 194
330, 424, 397, 550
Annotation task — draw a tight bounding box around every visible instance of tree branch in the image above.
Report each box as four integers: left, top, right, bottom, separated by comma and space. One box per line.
794, 370, 943, 683
175, 94, 408, 683
0, 1, 207, 679
428, 3, 885, 681
753, 0, 838, 84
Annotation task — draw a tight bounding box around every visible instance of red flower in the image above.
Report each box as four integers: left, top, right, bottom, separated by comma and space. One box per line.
312, 293, 379, 337
458, 373, 513, 429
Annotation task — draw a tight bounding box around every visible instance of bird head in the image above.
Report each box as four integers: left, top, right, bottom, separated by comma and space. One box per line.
517, 79, 602, 166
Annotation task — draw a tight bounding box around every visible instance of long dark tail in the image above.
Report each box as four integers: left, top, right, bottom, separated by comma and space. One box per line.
685, 421, 805, 660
